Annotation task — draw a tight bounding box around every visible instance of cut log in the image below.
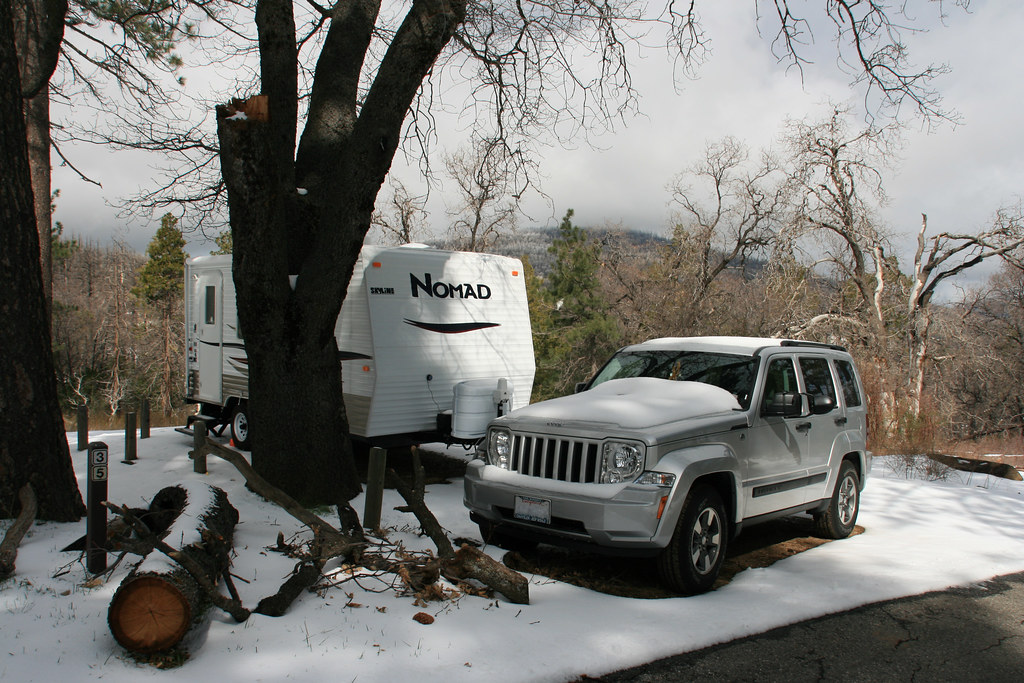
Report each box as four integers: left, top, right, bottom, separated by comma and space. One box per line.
108, 483, 238, 653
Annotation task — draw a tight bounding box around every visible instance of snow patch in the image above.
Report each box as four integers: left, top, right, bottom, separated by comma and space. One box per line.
508, 377, 741, 429
2, 430, 1023, 682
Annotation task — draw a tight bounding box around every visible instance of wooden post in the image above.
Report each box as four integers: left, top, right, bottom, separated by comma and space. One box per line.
77, 405, 88, 451
363, 446, 387, 530
86, 442, 109, 574
192, 421, 208, 474
139, 400, 150, 439
123, 412, 137, 462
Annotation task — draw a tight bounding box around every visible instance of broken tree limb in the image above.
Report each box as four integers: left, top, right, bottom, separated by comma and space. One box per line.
444, 544, 531, 605
107, 484, 240, 653
198, 438, 360, 562
0, 483, 37, 580
252, 561, 322, 617
388, 447, 530, 604
388, 447, 455, 560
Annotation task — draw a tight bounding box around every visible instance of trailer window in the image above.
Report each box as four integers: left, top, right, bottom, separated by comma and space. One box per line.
204, 285, 216, 325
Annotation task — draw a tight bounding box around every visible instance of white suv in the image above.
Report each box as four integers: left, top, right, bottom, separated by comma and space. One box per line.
464, 336, 870, 594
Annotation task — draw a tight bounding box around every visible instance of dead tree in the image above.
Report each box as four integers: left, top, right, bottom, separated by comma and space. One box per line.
906, 210, 1024, 416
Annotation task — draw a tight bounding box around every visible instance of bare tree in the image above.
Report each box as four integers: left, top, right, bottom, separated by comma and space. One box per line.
906, 210, 1024, 416
666, 137, 786, 306
784, 108, 898, 341
762, 0, 960, 123
444, 137, 525, 252
370, 178, 428, 246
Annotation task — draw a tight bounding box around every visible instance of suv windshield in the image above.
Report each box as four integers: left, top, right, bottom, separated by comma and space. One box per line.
589, 350, 760, 409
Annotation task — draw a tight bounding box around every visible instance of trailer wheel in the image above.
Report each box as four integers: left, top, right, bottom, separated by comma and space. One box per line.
230, 403, 251, 450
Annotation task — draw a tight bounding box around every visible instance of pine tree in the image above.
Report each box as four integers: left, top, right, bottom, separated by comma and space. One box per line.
132, 213, 186, 414
210, 230, 232, 255
531, 210, 621, 400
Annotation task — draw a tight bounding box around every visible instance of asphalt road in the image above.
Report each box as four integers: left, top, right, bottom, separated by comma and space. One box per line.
591, 571, 1024, 682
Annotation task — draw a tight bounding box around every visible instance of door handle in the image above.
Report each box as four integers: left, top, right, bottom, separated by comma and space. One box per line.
834, 416, 847, 426
795, 422, 812, 433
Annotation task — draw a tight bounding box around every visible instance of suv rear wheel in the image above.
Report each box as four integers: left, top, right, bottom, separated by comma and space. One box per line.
657, 484, 727, 595
814, 460, 860, 539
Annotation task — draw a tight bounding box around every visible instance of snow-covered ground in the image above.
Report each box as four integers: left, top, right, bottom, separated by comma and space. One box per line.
2, 429, 1023, 682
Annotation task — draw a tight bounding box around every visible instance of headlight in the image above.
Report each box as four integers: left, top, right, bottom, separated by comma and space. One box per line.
488, 428, 512, 469
601, 441, 644, 483
635, 471, 676, 487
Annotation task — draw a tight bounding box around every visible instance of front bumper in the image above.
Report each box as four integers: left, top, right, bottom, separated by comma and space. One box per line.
463, 460, 672, 554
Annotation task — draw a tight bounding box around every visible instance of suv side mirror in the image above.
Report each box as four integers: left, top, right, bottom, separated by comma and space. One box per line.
763, 391, 801, 417
810, 395, 836, 415
575, 381, 589, 394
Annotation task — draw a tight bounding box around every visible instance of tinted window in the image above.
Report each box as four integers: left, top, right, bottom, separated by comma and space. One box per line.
835, 359, 862, 407
799, 357, 837, 402
762, 357, 798, 411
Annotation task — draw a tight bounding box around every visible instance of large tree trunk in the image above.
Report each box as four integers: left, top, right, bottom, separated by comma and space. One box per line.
216, 100, 362, 505
213, 0, 466, 505
13, 0, 65, 312
0, 0, 84, 522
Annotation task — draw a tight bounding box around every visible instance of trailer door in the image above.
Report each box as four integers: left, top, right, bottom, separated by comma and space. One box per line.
195, 271, 224, 403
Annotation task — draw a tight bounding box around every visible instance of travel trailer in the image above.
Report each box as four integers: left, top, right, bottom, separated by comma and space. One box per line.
183, 245, 535, 449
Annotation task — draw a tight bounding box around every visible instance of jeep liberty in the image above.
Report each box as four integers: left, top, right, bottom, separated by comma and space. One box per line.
463, 336, 870, 594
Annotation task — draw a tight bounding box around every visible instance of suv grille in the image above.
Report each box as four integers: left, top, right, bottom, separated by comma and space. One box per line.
510, 434, 602, 483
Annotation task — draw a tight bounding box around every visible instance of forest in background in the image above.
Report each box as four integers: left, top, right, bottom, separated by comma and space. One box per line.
50, 110, 1024, 460
54, 209, 1024, 461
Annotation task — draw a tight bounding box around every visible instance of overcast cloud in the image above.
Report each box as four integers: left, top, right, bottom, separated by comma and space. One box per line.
50, 2, 1023, 286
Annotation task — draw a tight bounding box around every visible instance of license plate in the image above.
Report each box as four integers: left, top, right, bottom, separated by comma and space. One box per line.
514, 495, 551, 524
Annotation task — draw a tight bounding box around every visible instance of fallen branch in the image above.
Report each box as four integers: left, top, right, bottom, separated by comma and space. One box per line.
198, 439, 360, 561
445, 544, 531, 605
198, 435, 530, 607
0, 483, 37, 580
387, 447, 455, 560
388, 447, 530, 604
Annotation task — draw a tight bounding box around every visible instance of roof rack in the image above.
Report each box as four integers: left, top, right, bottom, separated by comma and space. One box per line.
779, 340, 848, 352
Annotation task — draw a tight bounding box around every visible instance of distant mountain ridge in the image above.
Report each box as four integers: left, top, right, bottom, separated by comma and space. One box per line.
430, 226, 671, 276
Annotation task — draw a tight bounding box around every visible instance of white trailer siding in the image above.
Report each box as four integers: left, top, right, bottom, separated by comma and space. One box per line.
336, 245, 534, 438
186, 255, 249, 407
186, 245, 535, 443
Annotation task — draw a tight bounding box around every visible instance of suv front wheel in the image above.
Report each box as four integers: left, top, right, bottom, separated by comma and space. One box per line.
657, 484, 728, 595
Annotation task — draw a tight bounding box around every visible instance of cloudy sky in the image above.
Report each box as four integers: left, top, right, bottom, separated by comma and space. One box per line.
51, 1, 1023, 283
